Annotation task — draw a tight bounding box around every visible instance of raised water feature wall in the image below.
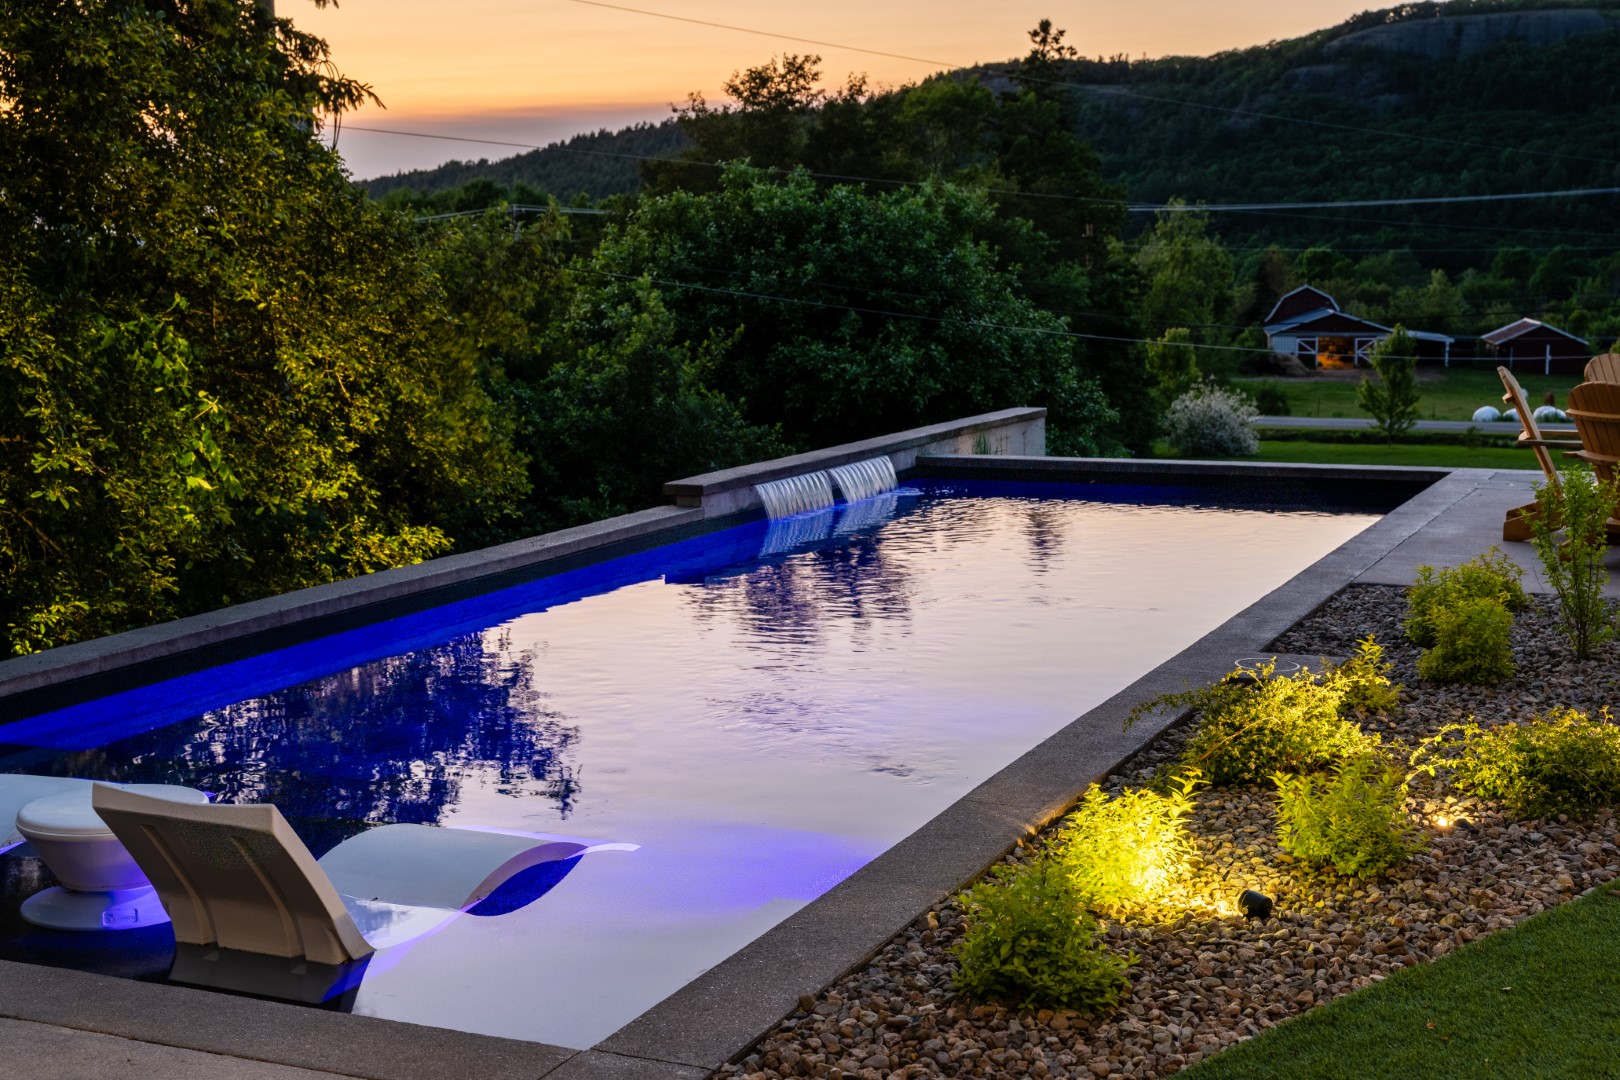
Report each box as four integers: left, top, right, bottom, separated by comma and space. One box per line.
665, 407, 1045, 518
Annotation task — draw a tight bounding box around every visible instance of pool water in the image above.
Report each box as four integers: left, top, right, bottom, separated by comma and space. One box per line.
0, 480, 1378, 1046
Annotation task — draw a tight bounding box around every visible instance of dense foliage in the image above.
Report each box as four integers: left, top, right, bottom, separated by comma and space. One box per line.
954, 855, 1137, 1010
0, 0, 527, 652
1274, 753, 1426, 878
1054, 776, 1201, 918
580, 166, 1119, 454
1415, 708, 1620, 818
1404, 548, 1528, 647
1127, 661, 1375, 785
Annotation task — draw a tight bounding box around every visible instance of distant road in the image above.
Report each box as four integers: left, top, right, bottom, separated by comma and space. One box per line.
1250, 416, 1565, 436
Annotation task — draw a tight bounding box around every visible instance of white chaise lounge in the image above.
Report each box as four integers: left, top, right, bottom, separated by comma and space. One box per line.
89, 784, 608, 964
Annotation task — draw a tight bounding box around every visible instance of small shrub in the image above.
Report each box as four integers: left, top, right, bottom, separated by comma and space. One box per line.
1356, 326, 1421, 442
1529, 466, 1620, 660
1162, 383, 1259, 458
1404, 548, 1527, 648
1415, 708, 1620, 819
953, 856, 1136, 1011
1327, 636, 1402, 715
1415, 596, 1515, 685
1274, 753, 1425, 878
1253, 381, 1291, 416
1127, 661, 1374, 785
1054, 774, 1201, 917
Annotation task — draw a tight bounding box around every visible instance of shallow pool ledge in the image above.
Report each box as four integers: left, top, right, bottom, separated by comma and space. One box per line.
663, 407, 1047, 517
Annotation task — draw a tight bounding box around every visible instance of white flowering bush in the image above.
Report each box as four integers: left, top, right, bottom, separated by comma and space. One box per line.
1162, 383, 1260, 457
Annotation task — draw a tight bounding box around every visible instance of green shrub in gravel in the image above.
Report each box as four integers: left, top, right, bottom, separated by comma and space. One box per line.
1528, 466, 1619, 660
1414, 596, 1515, 685
1054, 774, 1201, 917
1128, 660, 1375, 785
1404, 547, 1527, 648
1327, 636, 1402, 715
1274, 753, 1426, 878
1414, 707, 1620, 819
953, 855, 1136, 1011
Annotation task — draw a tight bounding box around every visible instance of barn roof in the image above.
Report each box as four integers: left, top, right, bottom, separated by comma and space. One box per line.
1481, 318, 1588, 347
1263, 285, 1339, 327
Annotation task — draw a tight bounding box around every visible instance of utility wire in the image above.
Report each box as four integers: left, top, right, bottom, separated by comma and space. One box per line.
559, 0, 1620, 168
571, 266, 1452, 359
347, 123, 1620, 229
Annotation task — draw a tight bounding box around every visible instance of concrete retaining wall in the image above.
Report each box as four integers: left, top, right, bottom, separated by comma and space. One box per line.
663, 407, 1046, 517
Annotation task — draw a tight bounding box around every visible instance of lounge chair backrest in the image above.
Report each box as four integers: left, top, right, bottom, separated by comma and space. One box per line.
1586, 353, 1620, 384
1499, 365, 1561, 485
92, 784, 373, 965
1568, 381, 1620, 464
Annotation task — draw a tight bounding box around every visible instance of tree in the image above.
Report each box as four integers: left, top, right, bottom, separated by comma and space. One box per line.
1356, 327, 1422, 443
0, 0, 525, 652
1136, 205, 1235, 335
583, 165, 1119, 455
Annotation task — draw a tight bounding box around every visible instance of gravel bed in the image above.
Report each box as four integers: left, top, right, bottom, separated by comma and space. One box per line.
722, 585, 1620, 1080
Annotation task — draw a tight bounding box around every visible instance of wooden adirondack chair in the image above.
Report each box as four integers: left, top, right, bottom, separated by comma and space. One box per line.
1499, 366, 1581, 541
1562, 381, 1620, 538
1567, 381, 1620, 481
1586, 353, 1620, 384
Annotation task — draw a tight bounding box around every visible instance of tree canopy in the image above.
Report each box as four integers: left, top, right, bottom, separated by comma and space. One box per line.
0, 0, 526, 652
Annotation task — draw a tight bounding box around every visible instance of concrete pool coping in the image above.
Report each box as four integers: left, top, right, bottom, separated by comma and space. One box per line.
0, 458, 1557, 1078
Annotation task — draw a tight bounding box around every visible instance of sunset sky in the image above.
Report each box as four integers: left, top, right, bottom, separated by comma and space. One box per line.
296, 0, 1389, 179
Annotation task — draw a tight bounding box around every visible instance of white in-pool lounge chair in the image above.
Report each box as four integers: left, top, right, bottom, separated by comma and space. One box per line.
90, 784, 622, 981
0, 775, 91, 853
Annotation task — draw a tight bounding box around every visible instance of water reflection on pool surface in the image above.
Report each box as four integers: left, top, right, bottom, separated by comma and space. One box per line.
0, 480, 1378, 1047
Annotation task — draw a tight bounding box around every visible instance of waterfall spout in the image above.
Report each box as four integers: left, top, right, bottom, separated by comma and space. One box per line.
828, 457, 898, 503
755, 471, 836, 520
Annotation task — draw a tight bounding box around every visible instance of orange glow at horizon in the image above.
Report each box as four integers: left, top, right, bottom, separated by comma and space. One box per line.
293, 0, 1387, 177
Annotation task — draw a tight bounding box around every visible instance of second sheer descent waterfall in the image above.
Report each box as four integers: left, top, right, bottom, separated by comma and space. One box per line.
755, 456, 899, 520
828, 457, 899, 503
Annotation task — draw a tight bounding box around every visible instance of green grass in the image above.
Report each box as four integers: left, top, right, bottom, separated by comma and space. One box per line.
1183, 884, 1620, 1080
1149, 440, 1540, 470
1235, 368, 1578, 422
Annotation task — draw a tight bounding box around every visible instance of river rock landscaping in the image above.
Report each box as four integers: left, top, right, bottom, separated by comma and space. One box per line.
720, 583, 1620, 1080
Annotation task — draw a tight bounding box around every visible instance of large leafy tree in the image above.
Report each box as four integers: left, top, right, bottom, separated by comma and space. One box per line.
582, 165, 1118, 454
0, 0, 525, 653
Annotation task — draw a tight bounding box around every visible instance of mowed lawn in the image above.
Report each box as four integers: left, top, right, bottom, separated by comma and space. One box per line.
1233, 367, 1580, 422
1182, 883, 1620, 1080
1149, 440, 1541, 470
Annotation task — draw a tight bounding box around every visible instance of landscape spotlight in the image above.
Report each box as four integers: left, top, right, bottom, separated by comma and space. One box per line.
1238, 889, 1274, 922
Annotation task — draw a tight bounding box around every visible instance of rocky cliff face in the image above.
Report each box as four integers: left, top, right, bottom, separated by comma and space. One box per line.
1325, 8, 1616, 57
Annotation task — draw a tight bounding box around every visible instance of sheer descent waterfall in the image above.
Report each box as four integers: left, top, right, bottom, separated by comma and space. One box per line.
755, 471, 836, 519
828, 457, 898, 503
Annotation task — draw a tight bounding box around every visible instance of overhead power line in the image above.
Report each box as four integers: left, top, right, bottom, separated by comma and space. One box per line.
573, 266, 1453, 360
559, 0, 1620, 168
347, 124, 1620, 230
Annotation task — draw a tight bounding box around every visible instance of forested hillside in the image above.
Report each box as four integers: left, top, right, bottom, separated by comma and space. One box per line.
366, 0, 1620, 265
363, 121, 688, 203
1063, 1, 1620, 257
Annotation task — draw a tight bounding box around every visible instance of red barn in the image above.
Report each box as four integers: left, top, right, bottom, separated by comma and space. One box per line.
1481, 318, 1590, 376
1263, 285, 1454, 369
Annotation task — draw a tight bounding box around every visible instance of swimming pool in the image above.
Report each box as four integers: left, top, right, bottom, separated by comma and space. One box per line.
0, 478, 1379, 1047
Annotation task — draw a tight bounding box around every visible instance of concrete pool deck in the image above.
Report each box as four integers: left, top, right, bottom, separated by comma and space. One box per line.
4, 461, 1614, 1079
